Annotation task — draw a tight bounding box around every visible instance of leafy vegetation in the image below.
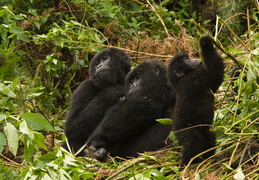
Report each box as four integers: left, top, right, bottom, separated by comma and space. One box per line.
0, 0, 258, 179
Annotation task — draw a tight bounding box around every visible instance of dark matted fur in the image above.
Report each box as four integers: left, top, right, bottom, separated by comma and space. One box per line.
86, 59, 174, 161
167, 35, 224, 165
62, 48, 131, 155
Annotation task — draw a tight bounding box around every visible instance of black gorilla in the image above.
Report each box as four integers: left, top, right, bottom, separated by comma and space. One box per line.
85, 59, 174, 161
62, 48, 132, 155
167, 35, 224, 165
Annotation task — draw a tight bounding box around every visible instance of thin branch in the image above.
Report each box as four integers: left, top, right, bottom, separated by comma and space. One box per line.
190, 19, 243, 68
146, 0, 170, 37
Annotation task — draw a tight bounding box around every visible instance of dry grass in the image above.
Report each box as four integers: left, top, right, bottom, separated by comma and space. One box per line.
105, 20, 199, 63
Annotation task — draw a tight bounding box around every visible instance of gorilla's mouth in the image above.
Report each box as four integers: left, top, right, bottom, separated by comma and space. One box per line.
96, 70, 111, 76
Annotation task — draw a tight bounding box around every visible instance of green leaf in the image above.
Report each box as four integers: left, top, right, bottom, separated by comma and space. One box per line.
17, 33, 30, 42
0, 114, 6, 122
23, 134, 35, 162
0, 85, 16, 98
34, 132, 47, 150
39, 152, 57, 163
19, 120, 34, 138
168, 131, 177, 142
4, 123, 19, 156
42, 173, 53, 180
12, 26, 24, 34
247, 69, 256, 81
33, 21, 40, 30
156, 118, 173, 125
21, 112, 55, 131
46, 64, 51, 72
0, 132, 7, 153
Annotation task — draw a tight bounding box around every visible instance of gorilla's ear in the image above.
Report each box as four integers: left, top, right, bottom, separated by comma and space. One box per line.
174, 70, 184, 77
154, 66, 161, 75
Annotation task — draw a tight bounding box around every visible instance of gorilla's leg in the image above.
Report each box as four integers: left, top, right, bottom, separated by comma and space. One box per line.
202, 130, 216, 159
175, 128, 205, 165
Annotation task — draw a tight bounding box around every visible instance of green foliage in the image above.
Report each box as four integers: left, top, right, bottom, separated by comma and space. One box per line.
0, 112, 54, 162
0, 0, 258, 179
0, 159, 18, 179
21, 112, 55, 131
156, 118, 173, 125
20, 148, 95, 179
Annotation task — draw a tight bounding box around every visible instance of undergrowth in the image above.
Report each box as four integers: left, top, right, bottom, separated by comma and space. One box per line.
0, 0, 258, 179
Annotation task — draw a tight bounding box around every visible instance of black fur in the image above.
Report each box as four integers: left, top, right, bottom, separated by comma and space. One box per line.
85, 59, 174, 161
167, 35, 224, 165
62, 48, 131, 155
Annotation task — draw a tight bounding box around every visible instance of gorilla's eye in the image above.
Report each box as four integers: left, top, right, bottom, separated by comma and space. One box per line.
135, 74, 141, 79
95, 60, 100, 65
130, 78, 134, 84
102, 55, 108, 60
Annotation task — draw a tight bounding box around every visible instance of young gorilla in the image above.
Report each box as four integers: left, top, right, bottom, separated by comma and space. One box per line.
85, 59, 174, 161
167, 34, 224, 165
62, 48, 131, 155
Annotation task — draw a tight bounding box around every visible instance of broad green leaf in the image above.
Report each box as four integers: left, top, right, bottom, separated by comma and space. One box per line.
46, 64, 51, 72
39, 152, 57, 163
21, 112, 55, 131
33, 21, 40, 30
52, 58, 58, 65
28, 92, 44, 97
19, 120, 34, 139
4, 123, 18, 156
12, 26, 24, 34
1, 87, 16, 98
156, 118, 173, 125
34, 132, 47, 150
17, 33, 30, 42
0, 132, 7, 153
0, 114, 6, 122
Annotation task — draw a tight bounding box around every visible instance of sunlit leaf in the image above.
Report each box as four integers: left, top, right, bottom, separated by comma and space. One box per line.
0, 114, 6, 122
21, 112, 55, 131
234, 168, 245, 180
0, 132, 7, 153
156, 118, 173, 125
4, 123, 18, 156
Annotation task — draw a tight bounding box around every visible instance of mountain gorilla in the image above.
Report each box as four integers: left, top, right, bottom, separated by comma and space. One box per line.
85, 59, 174, 161
62, 48, 132, 155
167, 34, 224, 165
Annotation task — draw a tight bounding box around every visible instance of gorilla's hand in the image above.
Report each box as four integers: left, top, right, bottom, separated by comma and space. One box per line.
85, 146, 108, 162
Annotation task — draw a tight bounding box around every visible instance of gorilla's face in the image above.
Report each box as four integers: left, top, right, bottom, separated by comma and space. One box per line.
89, 48, 131, 89
125, 59, 166, 97
168, 53, 202, 78
92, 53, 116, 88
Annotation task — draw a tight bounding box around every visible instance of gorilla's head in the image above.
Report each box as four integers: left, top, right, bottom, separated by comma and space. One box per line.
125, 59, 167, 97
167, 53, 203, 80
89, 48, 131, 89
